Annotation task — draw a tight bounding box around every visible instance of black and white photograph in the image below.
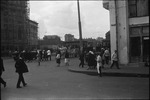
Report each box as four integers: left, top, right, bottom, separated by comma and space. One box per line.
1, 0, 149, 100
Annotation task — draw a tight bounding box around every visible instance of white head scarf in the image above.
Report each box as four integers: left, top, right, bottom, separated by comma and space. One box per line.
89, 51, 94, 55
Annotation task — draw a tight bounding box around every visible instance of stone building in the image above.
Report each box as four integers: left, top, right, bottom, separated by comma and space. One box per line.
1, 0, 30, 54
39, 35, 61, 50
102, 31, 110, 49
103, 0, 149, 65
65, 34, 75, 42
27, 19, 38, 50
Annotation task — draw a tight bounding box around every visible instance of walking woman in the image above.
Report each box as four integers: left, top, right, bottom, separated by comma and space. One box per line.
15, 56, 28, 88
104, 48, 110, 65
56, 50, 61, 67
110, 50, 120, 69
64, 50, 69, 66
87, 51, 96, 70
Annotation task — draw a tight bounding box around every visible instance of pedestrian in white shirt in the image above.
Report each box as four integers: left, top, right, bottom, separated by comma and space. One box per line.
47, 49, 51, 61
96, 53, 102, 77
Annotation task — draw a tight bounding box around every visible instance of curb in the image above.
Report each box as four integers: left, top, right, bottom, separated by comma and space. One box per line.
68, 68, 149, 78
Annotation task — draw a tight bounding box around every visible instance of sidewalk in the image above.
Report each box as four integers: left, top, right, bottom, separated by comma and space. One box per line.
68, 62, 149, 78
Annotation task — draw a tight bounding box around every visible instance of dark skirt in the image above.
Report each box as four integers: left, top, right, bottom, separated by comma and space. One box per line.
88, 60, 97, 66
56, 59, 61, 64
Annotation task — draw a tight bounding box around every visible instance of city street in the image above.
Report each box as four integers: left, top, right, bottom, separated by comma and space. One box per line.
1, 57, 149, 100
1, 1, 149, 100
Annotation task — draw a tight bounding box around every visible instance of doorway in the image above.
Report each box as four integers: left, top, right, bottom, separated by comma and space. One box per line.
143, 36, 149, 62
130, 37, 141, 62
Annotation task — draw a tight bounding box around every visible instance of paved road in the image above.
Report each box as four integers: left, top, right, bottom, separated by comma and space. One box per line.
1, 58, 149, 100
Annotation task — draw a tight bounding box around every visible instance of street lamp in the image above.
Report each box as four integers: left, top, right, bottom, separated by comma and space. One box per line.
77, 0, 83, 53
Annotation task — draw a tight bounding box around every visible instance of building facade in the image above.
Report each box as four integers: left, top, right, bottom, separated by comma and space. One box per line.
1, 0, 30, 54
27, 19, 38, 50
39, 35, 61, 50
83, 38, 97, 47
102, 31, 110, 49
63, 40, 88, 49
65, 34, 75, 42
103, 0, 149, 65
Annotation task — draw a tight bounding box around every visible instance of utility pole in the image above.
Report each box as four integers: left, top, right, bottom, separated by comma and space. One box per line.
77, 0, 83, 53
114, 0, 119, 64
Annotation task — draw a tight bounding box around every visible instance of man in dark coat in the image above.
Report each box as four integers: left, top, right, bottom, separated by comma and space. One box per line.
0, 58, 6, 88
79, 51, 84, 68
15, 56, 28, 88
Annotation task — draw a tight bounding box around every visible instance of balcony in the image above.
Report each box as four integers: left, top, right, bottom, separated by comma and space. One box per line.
103, 0, 109, 10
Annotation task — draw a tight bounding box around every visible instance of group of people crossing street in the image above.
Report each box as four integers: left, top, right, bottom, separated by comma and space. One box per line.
78, 48, 120, 77
36, 49, 52, 65
37, 49, 52, 66
1, 47, 120, 89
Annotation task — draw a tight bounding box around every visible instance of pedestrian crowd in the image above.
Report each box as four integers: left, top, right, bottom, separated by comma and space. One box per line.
1, 47, 121, 89
78, 48, 120, 77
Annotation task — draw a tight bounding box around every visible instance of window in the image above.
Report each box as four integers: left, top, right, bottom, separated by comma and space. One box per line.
137, 0, 149, 16
2, 46, 4, 51
128, 0, 137, 17
130, 26, 149, 36
4, 17, 8, 23
128, 0, 149, 17
129, 6, 137, 17
142, 26, 149, 35
130, 27, 141, 36
129, 25, 149, 62
18, 26, 22, 40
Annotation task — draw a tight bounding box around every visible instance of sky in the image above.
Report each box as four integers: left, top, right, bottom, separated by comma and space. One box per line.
29, 0, 110, 41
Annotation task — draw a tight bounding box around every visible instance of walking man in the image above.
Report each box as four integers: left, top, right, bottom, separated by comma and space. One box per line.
15, 56, 28, 88
110, 50, 120, 69
101, 48, 105, 68
37, 50, 42, 66
0, 58, 6, 88
79, 51, 84, 68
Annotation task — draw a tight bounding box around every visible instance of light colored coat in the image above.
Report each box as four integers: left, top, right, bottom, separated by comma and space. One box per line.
111, 52, 118, 61
47, 50, 51, 56
97, 55, 102, 66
